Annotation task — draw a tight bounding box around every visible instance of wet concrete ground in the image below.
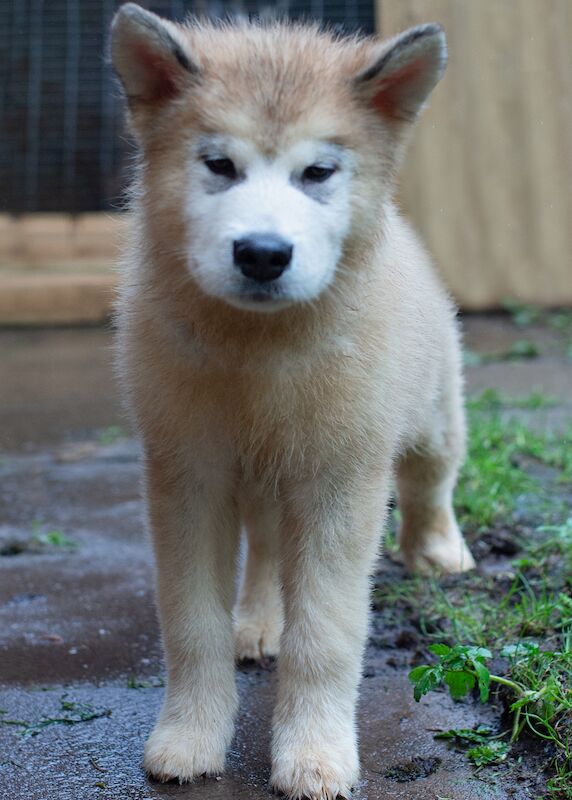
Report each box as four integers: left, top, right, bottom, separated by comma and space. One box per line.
1, 315, 571, 799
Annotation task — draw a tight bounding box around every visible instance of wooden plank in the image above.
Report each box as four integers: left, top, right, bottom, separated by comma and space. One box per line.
72, 213, 128, 259
379, 0, 572, 308
0, 272, 116, 326
0, 213, 128, 266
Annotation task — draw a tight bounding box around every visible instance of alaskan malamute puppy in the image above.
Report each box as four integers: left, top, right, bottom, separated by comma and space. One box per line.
111, 5, 474, 797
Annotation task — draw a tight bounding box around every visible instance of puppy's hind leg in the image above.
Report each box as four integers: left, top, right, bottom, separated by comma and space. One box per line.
397, 367, 475, 575
234, 500, 283, 662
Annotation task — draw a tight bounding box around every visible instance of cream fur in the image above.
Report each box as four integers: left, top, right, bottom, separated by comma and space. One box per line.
111, 6, 474, 799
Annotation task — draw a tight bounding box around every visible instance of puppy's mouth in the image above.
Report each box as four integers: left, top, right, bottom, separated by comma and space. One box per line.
244, 288, 280, 303
225, 281, 294, 312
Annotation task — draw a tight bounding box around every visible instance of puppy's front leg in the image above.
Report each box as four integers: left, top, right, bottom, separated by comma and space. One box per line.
271, 475, 389, 800
143, 451, 239, 783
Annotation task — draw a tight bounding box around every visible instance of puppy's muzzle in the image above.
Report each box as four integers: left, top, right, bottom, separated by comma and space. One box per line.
233, 233, 293, 283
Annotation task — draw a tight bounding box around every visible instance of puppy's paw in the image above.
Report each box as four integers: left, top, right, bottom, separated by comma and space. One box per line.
271, 751, 357, 799
402, 533, 475, 575
143, 723, 226, 783
234, 613, 282, 662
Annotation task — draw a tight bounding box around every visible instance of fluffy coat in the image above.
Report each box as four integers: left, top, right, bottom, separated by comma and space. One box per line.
111, 6, 474, 798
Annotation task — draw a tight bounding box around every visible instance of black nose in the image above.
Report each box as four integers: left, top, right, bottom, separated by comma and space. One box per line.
233, 234, 293, 283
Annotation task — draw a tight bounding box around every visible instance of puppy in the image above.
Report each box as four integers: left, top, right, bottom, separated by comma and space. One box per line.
111, 5, 474, 798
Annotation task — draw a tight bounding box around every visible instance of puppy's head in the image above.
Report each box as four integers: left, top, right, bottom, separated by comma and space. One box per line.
112, 5, 446, 312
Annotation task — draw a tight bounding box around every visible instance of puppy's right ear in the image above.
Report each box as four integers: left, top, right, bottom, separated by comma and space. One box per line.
111, 3, 198, 107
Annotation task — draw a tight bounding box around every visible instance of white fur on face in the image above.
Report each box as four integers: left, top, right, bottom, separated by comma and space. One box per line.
185, 136, 355, 311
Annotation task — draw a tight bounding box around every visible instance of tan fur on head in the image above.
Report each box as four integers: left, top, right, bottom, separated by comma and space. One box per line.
112, 7, 446, 170
112, 7, 472, 799
111, 9, 449, 320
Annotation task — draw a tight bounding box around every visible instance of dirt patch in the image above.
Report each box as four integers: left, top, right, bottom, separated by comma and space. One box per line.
384, 755, 442, 782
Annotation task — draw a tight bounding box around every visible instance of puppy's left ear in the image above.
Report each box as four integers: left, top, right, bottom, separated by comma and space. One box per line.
355, 24, 447, 123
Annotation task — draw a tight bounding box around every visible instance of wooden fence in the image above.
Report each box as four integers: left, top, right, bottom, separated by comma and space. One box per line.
0, 214, 124, 325
378, 0, 572, 308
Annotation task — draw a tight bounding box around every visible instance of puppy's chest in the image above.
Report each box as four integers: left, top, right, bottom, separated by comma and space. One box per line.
187, 345, 383, 479
195, 358, 322, 439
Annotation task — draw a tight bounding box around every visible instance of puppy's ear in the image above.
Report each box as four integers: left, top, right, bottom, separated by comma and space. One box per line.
111, 3, 198, 106
355, 24, 447, 123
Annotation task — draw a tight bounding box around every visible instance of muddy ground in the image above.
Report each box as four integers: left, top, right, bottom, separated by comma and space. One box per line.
0, 314, 570, 800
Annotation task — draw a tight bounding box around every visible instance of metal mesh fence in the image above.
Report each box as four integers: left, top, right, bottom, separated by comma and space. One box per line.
0, 0, 376, 213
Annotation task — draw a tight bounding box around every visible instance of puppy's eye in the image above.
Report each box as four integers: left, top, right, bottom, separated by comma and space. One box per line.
204, 157, 237, 179
302, 164, 337, 183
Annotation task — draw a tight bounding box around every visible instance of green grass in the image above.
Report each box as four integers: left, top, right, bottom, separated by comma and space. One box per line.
31, 521, 77, 550
97, 425, 125, 446
464, 340, 540, 366
1, 523, 78, 557
409, 636, 572, 791
467, 389, 559, 412
501, 301, 572, 334
457, 413, 535, 528
432, 727, 510, 769
126, 675, 164, 689
378, 573, 571, 652
457, 393, 572, 529
466, 302, 572, 367
0, 696, 111, 738
377, 392, 572, 795
400, 553, 572, 792
500, 302, 572, 364
514, 519, 572, 577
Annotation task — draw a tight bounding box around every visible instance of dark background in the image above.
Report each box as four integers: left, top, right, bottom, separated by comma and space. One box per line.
0, 0, 376, 214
